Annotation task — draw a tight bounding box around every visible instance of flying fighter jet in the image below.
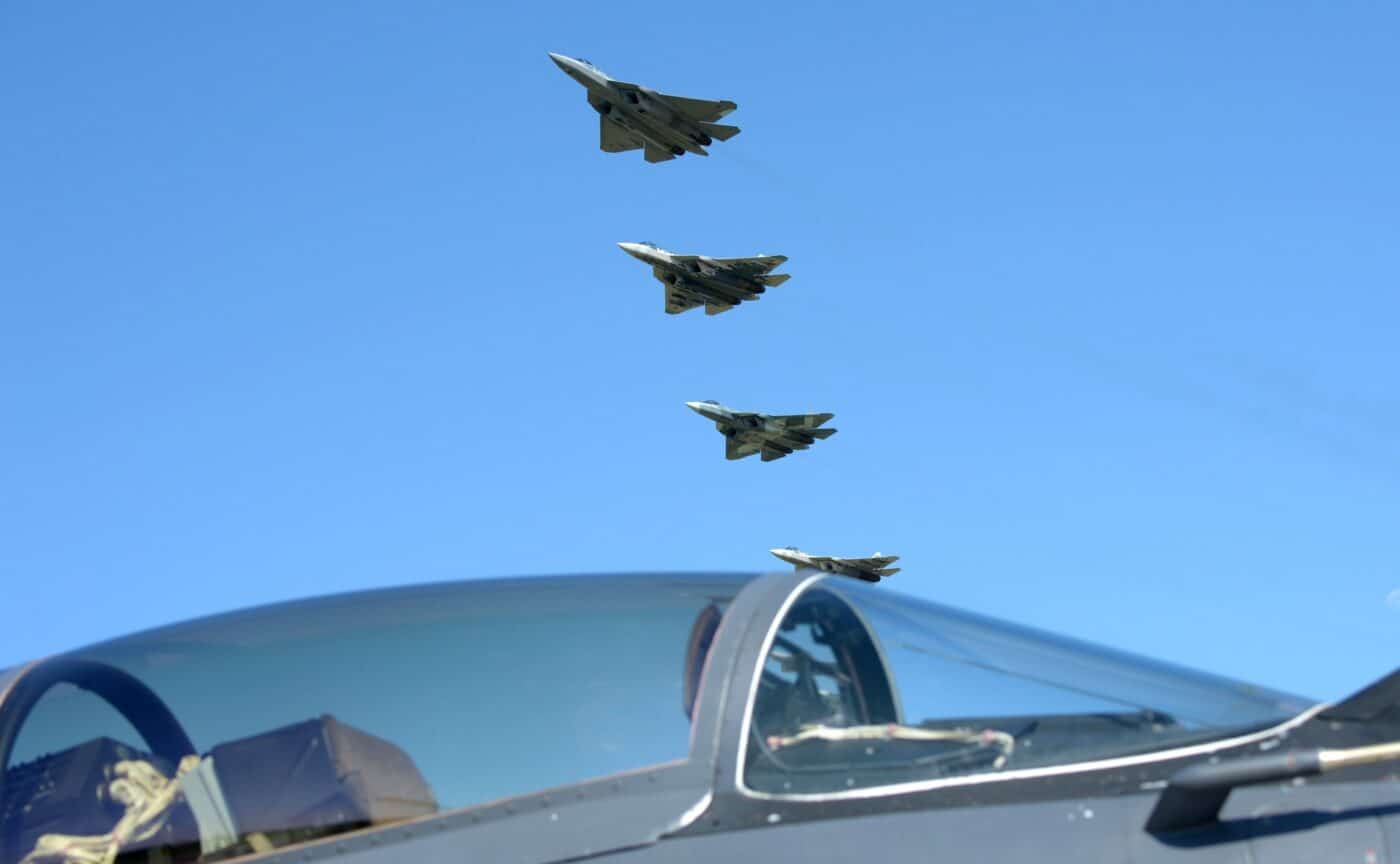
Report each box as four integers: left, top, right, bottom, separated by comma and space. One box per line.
3, 571, 1397, 864
618, 242, 790, 315
770, 547, 901, 582
686, 400, 836, 461
548, 53, 740, 163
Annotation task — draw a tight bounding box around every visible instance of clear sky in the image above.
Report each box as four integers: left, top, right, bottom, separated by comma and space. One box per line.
2, 1, 1396, 702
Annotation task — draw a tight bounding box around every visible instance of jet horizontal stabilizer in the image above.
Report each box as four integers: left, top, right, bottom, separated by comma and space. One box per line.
760, 273, 791, 287
698, 122, 741, 141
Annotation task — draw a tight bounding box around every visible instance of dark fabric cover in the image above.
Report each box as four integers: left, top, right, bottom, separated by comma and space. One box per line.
211, 715, 437, 838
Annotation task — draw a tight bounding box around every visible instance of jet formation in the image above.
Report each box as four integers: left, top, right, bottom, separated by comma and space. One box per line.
549, 53, 740, 163
13, 54, 1395, 864
618, 242, 789, 315
554, 56, 892, 568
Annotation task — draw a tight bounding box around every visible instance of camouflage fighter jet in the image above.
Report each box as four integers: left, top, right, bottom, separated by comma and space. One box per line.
618, 242, 789, 315
686, 400, 836, 461
549, 53, 740, 162
770, 547, 901, 582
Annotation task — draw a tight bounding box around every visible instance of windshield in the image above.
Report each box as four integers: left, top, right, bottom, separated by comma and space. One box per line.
0, 574, 749, 864
743, 578, 1313, 796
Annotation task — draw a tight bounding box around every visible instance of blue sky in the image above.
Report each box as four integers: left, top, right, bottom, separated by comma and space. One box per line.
2, 1, 1396, 702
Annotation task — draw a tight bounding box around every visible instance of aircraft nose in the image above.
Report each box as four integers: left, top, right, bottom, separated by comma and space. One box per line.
685, 401, 706, 414
618, 242, 647, 260
548, 52, 573, 73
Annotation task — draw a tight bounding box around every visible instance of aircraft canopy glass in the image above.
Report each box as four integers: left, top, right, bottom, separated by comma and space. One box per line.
742, 578, 1313, 796
0, 574, 750, 864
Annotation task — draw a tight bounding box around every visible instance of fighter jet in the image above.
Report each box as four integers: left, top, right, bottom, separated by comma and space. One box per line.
770, 547, 901, 582
618, 242, 789, 315
686, 400, 836, 461
7, 36, 1400, 864
3, 571, 1397, 864
548, 53, 740, 163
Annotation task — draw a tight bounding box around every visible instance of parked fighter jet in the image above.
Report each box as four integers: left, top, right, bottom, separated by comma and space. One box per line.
685, 400, 836, 461
548, 53, 740, 163
2, 571, 1397, 864
770, 546, 901, 582
618, 242, 789, 315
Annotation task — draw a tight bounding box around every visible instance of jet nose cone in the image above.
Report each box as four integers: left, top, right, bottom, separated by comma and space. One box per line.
618, 242, 647, 260
685, 401, 704, 412
770, 548, 803, 567
548, 52, 572, 72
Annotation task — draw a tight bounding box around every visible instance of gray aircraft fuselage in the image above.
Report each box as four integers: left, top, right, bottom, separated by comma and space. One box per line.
2, 571, 1395, 864
549, 53, 711, 157
619, 243, 764, 305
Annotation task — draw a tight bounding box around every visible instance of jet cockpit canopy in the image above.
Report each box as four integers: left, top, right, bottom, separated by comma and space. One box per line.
0, 571, 1317, 864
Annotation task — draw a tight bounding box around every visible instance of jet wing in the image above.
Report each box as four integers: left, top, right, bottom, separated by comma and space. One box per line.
772, 412, 835, 430
656, 93, 737, 123
665, 288, 704, 314
833, 554, 900, 571
607, 80, 735, 123
600, 117, 641, 153
725, 436, 760, 460
653, 266, 708, 314
838, 558, 901, 581
711, 255, 787, 277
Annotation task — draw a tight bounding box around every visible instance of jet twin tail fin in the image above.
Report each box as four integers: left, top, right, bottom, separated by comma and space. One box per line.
644, 141, 676, 163
698, 122, 741, 142
1320, 666, 1400, 724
